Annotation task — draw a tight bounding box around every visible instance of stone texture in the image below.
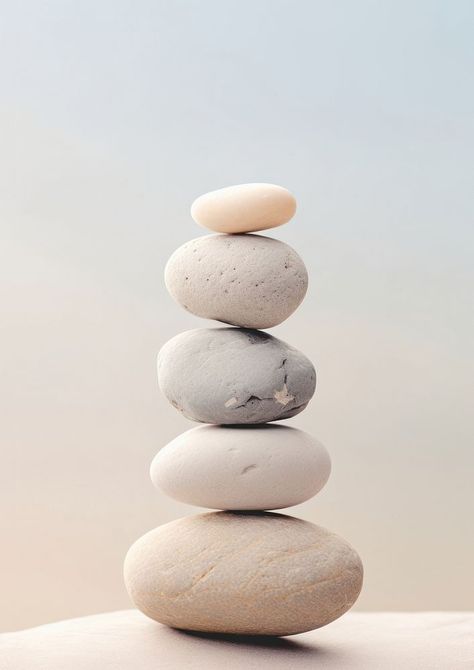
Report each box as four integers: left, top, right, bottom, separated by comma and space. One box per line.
157, 327, 316, 424
165, 234, 308, 329
191, 183, 296, 234
150, 424, 331, 510
123, 512, 363, 636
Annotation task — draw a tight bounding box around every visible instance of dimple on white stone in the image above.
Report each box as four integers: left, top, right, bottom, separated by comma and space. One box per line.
191, 183, 297, 234
150, 424, 331, 511
157, 327, 316, 424
164, 234, 308, 329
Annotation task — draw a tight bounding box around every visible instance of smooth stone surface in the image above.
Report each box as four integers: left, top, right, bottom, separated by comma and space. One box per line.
150, 424, 331, 510
165, 234, 308, 329
191, 183, 296, 234
5, 611, 474, 670
157, 328, 316, 424
124, 512, 363, 636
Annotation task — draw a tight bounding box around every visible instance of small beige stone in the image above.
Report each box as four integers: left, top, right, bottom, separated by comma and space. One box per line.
124, 512, 363, 636
191, 183, 297, 234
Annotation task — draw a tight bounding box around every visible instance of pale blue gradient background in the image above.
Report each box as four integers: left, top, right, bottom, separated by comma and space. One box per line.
1, 1, 473, 630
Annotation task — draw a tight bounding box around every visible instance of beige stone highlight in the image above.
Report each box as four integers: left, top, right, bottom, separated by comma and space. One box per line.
123, 512, 363, 636
190, 183, 297, 234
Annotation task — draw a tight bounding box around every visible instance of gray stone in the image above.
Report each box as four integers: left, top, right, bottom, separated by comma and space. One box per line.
165, 234, 308, 329
124, 511, 364, 636
157, 328, 316, 424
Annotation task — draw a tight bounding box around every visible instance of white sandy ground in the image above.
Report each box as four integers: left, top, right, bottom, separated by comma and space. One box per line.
1, 610, 473, 670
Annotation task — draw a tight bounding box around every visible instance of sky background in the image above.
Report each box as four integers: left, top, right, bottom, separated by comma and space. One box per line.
1, 0, 473, 630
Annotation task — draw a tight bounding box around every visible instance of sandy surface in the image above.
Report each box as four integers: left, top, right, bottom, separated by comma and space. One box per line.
1, 609, 473, 669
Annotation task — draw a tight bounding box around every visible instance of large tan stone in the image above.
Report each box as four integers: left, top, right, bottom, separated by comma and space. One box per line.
124, 512, 363, 636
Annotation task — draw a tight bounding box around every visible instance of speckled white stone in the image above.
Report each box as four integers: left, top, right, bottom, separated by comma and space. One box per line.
124, 512, 363, 636
157, 327, 316, 424
150, 424, 331, 510
191, 183, 296, 234
165, 234, 308, 329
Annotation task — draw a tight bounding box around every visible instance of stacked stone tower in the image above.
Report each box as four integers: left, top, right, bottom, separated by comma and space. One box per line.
124, 183, 363, 636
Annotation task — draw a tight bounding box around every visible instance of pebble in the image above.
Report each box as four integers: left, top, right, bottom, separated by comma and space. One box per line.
191, 183, 296, 234
150, 424, 331, 510
165, 234, 308, 329
124, 511, 363, 636
157, 327, 316, 424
